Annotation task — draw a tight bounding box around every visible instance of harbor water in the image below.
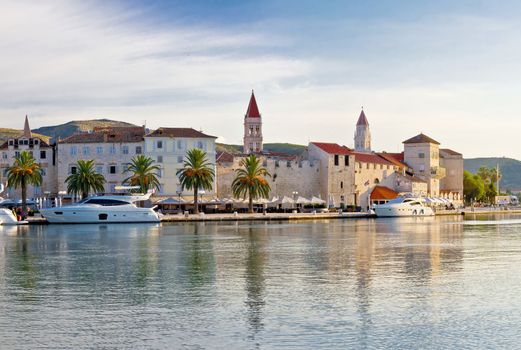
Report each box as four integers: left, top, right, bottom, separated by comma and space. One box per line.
1, 214, 521, 349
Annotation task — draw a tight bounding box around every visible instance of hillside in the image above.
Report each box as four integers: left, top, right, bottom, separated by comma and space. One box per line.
465, 157, 521, 190
0, 128, 51, 144
216, 143, 306, 155
33, 119, 136, 140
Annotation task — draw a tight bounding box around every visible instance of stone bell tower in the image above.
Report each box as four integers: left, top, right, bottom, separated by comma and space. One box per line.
243, 90, 263, 154
354, 109, 371, 152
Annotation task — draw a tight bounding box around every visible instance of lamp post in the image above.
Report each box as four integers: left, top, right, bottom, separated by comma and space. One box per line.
199, 190, 206, 213
176, 189, 183, 211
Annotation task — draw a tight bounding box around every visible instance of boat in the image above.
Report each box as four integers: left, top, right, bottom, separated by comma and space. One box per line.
40, 192, 160, 224
0, 208, 27, 225
373, 197, 434, 217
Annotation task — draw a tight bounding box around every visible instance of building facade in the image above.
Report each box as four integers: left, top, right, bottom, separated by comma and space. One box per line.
145, 128, 217, 197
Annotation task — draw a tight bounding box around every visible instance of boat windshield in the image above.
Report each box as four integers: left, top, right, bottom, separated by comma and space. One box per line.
83, 198, 131, 206
385, 197, 406, 204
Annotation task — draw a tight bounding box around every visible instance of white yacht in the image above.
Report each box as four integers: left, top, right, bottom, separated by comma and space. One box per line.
40, 192, 160, 224
373, 197, 434, 217
0, 208, 27, 225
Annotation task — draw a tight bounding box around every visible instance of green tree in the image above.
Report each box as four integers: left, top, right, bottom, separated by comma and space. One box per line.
463, 170, 485, 204
123, 155, 161, 193
7, 151, 43, 217
65, 159, 105, 199
176, 149, 215, 214
484, 182, 497, 204
231, 155, 271, 213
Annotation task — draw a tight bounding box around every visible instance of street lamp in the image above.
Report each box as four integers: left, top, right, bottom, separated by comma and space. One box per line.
176, 188, 183, 211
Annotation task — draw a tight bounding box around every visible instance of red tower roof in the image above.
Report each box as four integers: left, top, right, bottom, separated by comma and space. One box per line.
356, 110, 369, 126
245, 91, 261, 118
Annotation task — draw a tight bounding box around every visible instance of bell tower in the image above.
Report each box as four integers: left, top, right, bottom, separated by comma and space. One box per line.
354, 108, 371, 152
243, 90, 263, 154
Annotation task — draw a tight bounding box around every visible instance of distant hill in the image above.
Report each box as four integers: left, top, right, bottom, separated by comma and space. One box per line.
216, 143, 306, 155
33, 119, 136, 141
465, 157, 521, 190
0, 128, 51, 144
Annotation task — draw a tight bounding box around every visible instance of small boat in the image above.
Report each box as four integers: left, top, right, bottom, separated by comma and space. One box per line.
40, 192, 160, 224
0, 208, 27, 225
373, 197, 434, 217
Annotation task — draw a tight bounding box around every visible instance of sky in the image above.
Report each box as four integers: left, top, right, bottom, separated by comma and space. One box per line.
1, 0, 521, 158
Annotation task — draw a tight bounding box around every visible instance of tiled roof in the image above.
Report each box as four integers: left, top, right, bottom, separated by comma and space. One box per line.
377, 152, 407, 168
356, 110, 369, 126
310, 142, 352, 155
146, 127, 217, 139
403, 133, 440, 145
440, 148, 462, 156
245, 91, 261, 118
396, 172, 428, 183
216, 151, 235, 163
352, 152, 394, 165
370, 186, 398, 200
60, 127, 145, 144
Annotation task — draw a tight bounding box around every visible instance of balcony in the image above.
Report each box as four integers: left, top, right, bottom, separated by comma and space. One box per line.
430, 166, 446, 179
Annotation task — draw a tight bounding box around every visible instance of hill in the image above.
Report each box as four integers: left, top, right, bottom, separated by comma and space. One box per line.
0, 128, 51, 144
216, 143, 306, 155
464, 157, 521, 190
33, 119, 136, 140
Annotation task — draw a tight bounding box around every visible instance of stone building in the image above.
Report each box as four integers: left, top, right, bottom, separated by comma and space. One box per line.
56, 126, 146, 193
0, 116, 56, 198
439, 148, 464, 201
144, 128, 217, 196
354, 109, 371, 152
243, 91, 263, 154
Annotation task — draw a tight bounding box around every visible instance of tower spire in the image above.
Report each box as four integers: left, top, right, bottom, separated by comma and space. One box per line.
243, 91, 263, 154
23, 115, 32, 138
354, 109, 371, 152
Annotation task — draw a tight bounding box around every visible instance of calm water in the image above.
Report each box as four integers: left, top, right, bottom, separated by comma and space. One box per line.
1, 215, 521, 349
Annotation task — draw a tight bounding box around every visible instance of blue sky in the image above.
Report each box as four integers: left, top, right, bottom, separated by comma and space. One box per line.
1, 0, 521, 158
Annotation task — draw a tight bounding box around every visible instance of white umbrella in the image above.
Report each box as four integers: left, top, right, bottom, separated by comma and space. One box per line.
310, 196, 326, 205
296, 196, 310, 205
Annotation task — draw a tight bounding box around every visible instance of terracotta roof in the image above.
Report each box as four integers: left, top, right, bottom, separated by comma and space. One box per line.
60, 127, 145, 144
245, 91, 261, 118
396, 172, 427, 183
310, 142, 352, 155
216, 151, 235, 163
356, 110, 369, 126
352, 152, 394, 165
370, 186, 398, 200
377, 152, 407, 168
403, 133, 440, 145
146, 127, 217, 139
440, 148, 462, 156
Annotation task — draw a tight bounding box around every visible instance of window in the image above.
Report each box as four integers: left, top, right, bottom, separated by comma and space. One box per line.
109, 165, 117, 174
157, 140, 163, 149
374, 178, 380, 184
419, 152, 425, 158
96, 146, 103, 154
8, 140, 14, 146
122, 146, 129, 155
197, 141, 204, 149
286, 161, 291, 168
344, 156, 349, 166
41, 169, 46, 176
71, 146, 77, 155
109, 145, 116, 154
262, 160, 268, 167
2, 152, 7, 160
70, 166, 77, 174
275, 161, 280, 167
15, 151, 20, 157
82, 146, 90, 156
34, 139, 39, 145
135, 146, 142, 154
419, 165, 425, 173
157, 169, 162, 178
334, 154, 339, 166
157, 156, 163, 163
340, 181, 343, 189
366, 163, 370, 169
177, 140, 183, 150
177, 156, 184, 163
298, 161, 303, 168
40, 150, 46, 159
95, 165, 103, 174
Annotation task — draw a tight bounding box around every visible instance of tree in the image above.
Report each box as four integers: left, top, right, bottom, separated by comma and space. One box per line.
484, 182, 497, 205
7, 151, 43, 217
123, 155, 161, 193
65, 159, 105, 199
176, 149, 215, 214
231, 155, 271, 213
463, 170, 485, 204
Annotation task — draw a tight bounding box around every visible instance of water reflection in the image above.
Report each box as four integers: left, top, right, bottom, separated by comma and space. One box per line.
0, 216, 519, 349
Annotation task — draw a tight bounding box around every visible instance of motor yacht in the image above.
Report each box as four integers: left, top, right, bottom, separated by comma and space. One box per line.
0, 208, 27, 225
40, 192, 160, 224
373, 197, 434, 217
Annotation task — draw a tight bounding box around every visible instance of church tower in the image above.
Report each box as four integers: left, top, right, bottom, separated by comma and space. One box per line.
243, 91, 263, 154
354, 109, 371, 152
23, 115, 32, 138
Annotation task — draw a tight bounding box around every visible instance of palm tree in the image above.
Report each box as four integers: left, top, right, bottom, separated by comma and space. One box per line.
231, 155, 271, 213
123, 155, 161, 193
65, 159, 105, 199
7, 151, 43, 217
176, 149, 215, 214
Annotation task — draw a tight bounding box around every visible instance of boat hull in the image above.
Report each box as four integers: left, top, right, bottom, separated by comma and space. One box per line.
374, 206, 434, 217
40, 206, 160, 224
0, 208, 24, 225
